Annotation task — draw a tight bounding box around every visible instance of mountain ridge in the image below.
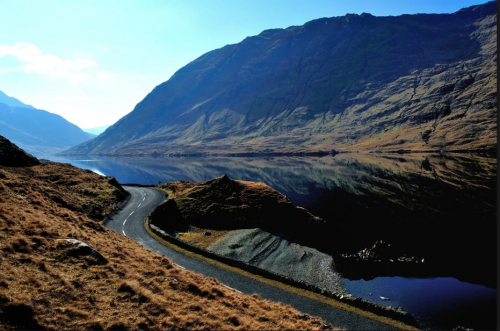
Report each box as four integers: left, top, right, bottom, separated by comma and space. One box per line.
0, 90, 35, 109
0, 91, 95, 156
65, 1, 496, 156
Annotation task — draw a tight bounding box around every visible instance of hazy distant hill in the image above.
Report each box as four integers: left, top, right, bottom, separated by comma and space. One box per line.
0, 91, 95, 156
65, 1, 496, 156
0, 90, 35, 109
83, 125, 111, 136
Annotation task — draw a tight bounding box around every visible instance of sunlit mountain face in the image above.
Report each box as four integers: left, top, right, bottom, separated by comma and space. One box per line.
65, 2, 496, 157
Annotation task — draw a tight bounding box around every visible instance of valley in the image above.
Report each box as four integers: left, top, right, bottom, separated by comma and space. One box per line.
1, 1, 497, 330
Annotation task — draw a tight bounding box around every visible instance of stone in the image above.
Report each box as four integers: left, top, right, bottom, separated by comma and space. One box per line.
56, 238, 107, 264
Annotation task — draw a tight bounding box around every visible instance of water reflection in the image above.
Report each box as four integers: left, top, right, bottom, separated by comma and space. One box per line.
344, 276, 497, 330
55, 153, 496, 284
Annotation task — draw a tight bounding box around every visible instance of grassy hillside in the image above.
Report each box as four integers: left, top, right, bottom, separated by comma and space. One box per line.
0, 138, 333, 330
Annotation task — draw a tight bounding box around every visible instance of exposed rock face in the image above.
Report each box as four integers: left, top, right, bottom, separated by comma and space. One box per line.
152, 175, 323, 240
66, 1, 496, 156
0, 135, 40, 167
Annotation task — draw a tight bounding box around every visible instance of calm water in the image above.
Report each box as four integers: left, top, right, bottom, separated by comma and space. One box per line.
46, 153, 497, 330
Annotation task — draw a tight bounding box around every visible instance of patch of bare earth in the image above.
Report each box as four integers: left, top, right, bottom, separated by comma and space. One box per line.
0, 162, 335, 330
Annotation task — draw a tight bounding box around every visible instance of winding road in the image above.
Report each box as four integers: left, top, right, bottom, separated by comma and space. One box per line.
104, 186, 404, 330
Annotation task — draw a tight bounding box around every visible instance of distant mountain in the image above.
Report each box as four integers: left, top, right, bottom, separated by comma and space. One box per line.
65, 1, 497, 156
0, 91, 95, 156
83, 125, 111, 136
0, 90, 35, 109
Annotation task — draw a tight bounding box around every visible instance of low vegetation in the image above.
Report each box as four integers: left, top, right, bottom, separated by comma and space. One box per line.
156, 175, 324, 245
0, 141, 334, 330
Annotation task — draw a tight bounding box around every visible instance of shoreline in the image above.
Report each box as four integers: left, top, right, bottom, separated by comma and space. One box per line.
57, 148, 497, 159
144, 198, 420, 329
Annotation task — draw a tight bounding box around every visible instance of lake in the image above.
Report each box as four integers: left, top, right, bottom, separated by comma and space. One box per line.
45, 153, 497, 330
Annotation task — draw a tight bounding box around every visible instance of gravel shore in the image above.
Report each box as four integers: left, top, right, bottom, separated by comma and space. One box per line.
208, 228, 346, 294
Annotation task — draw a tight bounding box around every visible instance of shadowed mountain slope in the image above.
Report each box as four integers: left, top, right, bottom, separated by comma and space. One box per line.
66, 1, 496, 156
0, 91, 95, 156
0, 135, 40, 167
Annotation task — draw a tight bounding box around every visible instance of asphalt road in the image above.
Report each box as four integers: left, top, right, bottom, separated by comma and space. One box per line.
104, 186, 403, 330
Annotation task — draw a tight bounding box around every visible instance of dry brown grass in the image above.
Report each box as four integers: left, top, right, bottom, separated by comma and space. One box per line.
0, 162, 336, 330
177, 227, 231, 249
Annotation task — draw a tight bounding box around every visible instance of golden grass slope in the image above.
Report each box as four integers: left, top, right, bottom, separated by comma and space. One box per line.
0, 162, 334, 330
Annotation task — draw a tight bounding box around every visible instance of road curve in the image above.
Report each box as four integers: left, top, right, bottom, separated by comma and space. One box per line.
105, 186, 402, 331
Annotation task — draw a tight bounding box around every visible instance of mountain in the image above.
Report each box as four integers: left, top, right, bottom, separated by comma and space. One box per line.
0, 91, 95, 156
83, 125, 111, 136
0, 90, 35, 109
65, 1, 497, 156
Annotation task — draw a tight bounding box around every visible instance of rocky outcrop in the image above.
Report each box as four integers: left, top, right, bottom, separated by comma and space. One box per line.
65, 1, 496, 156
0, 135, 40, 167
341, 240, 424, 263
153, 175, 324, 238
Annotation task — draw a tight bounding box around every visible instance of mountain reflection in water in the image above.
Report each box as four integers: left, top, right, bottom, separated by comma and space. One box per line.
60, 153, 496, 287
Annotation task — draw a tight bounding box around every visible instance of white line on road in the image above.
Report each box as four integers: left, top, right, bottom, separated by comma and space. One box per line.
122, 211, 135, 237
138, 203, 142, 208
173, 263, 186, 270
221, 284, 242, 294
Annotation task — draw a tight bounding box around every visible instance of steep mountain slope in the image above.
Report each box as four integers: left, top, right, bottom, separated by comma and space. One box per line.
0, 91, 95, 156
66, 1, 496, 156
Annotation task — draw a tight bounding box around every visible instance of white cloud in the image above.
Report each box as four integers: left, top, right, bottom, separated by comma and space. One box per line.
96, 71, 112, 81
0, 42, 96, 82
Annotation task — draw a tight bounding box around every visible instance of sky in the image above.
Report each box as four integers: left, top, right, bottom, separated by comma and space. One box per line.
0, 0, 490, 129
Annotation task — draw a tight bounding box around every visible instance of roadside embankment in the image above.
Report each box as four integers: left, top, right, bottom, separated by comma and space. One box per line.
147, 205, 420, 329
208, 228, 347, 295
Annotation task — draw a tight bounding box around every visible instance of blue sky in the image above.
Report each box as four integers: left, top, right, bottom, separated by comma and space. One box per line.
0, 0, 490, 128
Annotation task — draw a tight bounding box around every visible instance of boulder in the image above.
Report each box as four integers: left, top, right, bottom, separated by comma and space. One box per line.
56, 239, 107, 264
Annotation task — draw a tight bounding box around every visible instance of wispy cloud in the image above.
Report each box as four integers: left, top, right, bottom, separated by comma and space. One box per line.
0, 42, 96, 82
